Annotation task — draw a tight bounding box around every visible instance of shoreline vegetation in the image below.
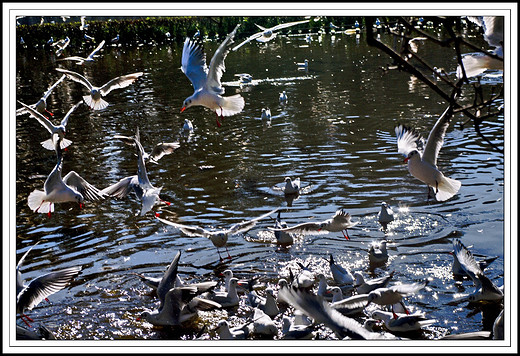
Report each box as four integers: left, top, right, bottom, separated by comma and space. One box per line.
15, 16, 363, 50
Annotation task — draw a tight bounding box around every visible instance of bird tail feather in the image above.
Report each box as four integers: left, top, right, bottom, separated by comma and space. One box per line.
28, 190, 53, 213
83, 95, 109, 110
435, 176, 461, 201
220, 94, 245, 116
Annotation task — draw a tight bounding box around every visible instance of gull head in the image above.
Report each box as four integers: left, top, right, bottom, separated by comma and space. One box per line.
404, 150, 419, 163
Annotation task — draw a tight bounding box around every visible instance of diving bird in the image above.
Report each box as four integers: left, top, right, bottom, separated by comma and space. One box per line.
156, 207, 279, 261
100, 134, 171, 216
231, 19, 310, 51
59, 39, 105, 65
56, 68, 143, 110
17, 100, 82, 151
113, 127, 180, 164
180, 24, 245, 127
16, 74, 66, 118
27, 137, 106, 216
17, 241, 82, 327
269, 209, 358, 240
395, 105, 461, 201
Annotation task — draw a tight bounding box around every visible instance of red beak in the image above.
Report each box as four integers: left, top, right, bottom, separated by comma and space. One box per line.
404, 157, 409, 163
180, 106, 186, 113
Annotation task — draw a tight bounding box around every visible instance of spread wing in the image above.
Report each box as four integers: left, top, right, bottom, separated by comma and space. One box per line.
231, 32, 263, 51
42, 74, 66, 99
156, 217, 211, 238
181, 37, 208, 91
16, 100, 55, 134
422, 106, 453, 166
87, 40, 105, 60
205, 24, 240, 94
56, 68, 93, 90
60, 100, 83, 127
395, 124, 422, 157
100, 72, 143, 96
62, 171, 105, 201
157, 250, 181, 306
100, 175, 140, 199
229, 207, 280, 234
148, 142, 180, 163
269, 221, 325, 235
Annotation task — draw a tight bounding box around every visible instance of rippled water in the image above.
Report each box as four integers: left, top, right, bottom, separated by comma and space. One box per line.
13, 26, 506, 345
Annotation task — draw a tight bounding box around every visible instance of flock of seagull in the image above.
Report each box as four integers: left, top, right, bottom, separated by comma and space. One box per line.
15, 16, 504, 341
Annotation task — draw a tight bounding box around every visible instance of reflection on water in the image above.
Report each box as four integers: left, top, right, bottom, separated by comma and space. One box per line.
13, 28, 505, 342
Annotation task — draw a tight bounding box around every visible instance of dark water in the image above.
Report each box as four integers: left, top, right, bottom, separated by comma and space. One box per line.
13, 27, 506, 344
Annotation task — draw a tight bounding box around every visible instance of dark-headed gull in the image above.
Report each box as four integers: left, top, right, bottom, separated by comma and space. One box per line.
156, 207, 279, 261
231, 19, 310, 51
59, 39, 105, 65
273, 210, 293, 245
27, 138, 105, 216
16, 74, 66, 118
114, 127, 180, 165
270, 209, 358, 240
100, 134, 170, 216
56, 68, 143, 110
395, 106, 461, 201
180, 24, 244, 127
17, 100, 82, 151
17, 242, 82, 327
453, 239, 503, 302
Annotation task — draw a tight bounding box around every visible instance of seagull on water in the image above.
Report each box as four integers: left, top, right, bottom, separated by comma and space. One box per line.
56, 68, 143, 110
279, 90, 288, 103
100, 133, 171, 216
180, 24, 245, 127
27, 138, 105, 216
377, 202, 395, 229
214, 320, 251, 340
371, 310, 436, 333
395, 105, 461, 201
366, 281, 428, 315
328, 254, 355, 286
156, 207, 279, 261
369, 240, 389, 265
17, 100, 82, 151
354, 271, 394, 295
17, 241, 82, 327
16, 74, 66, 118
270, 209, 358, 240
59, 40, 105, 65
231, 19, 310, 51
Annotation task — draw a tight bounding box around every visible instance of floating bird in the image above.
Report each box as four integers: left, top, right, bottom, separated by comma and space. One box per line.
46, 37, 54, 46
279, 286, 391, 340
16, 74, 66, 118
377, 202, 395, 229
371, 310, 436, 333
296, 59, 309, 70
235, 73, 253, 84
458, 16, 504, 79
214, 320, 250, 340
261, 108, 271, 122
251, 308, 278, 337
113, 127, 180, 165
369, 240, 389, 265
27, 138, 105, 215
232, 19, 310, 51
111, 34, 120, 44
270, 209, 358, 240
17, 100, 82, 151
279, 90, 288, 103
157, 207, 279, 261
203, 277, 240, 308
281, 316, 315, 339
453, 239, 503, 302
282, 176, 300, 195
56, 68, 143, 110
316, 273, 335, 301
182, 118, 194, 134
395, 105, 461, 201
328, 254, 354, 286
83, 33, 95, 42
273, 210, 293, 245
354, 271, 394, 295
180, 24, 244, 127
17, 241, 82, 327
59, 40, 105, 65
246, 287, 279, 318
100, 134, 171, 216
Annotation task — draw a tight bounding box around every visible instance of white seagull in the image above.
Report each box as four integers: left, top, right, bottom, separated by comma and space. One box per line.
354, 271, 394, 295
366, 281, 428, 314
27, 138, 105, 216
180, 24, 245, 127
371, 310, 436, 333
395, 106, 461, 201
377, 202, 395, 229
273, 210, 293, 245
453, 239, 503, 303
231, 19, 310, 51
279, 90, 288, 103
270, 209, 358, 240
56, 67, 143, 110
17, 241, 82, 327
261, 107, 271, 122
53, 36, 70, 57
296, 59, 309, 70
59, 39, 105, 65
17, 100, 82, 151
328, 254, 355, 286
156, 207, 279, 261
100, 134, 170, 216
16, 74, 66, 118
214, 320, 251, 340
368, 240, 389, 265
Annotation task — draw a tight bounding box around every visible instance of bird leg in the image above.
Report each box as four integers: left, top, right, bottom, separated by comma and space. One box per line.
159, 198, 171, 206
225, 246, 232, 260
21, 314, 33, 328
342, 229, 350, 240
217, 248, 224, 262
45, 108, 54, 117
215, 111, 222, 127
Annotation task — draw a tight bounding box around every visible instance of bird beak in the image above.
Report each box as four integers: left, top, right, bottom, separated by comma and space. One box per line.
180, 106, 186, 113
403, 157, 409, 163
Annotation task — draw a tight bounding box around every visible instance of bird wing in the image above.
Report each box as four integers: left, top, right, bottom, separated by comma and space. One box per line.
453, 239, 484, 287
16, 241, 41, 271
231, 32, 263, 51
270, 19, 310, 32
42, 74, 66, 100
59, 56, 87, 63
113, 135, 136, 146
421, 106, 453, 166
17, 266, 81, 312
100, 175, 139, 199
60, 100, 83, 127
56, 68, 93, 90
205, 24, 240, 94
269, 221, 325, 235
229, 207, 280, 234
395, 124, 422, 157
100, 72, 143, 96
148, 142, 180, 163
87, 40, 105, 60
157, 250, 181, 305
181, 37, 208, 91
62, 171, 105, 201
16, 101, 55, 134
391, 281, 427, 296
133, 137, 153, 189
156, 217, 211, 238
